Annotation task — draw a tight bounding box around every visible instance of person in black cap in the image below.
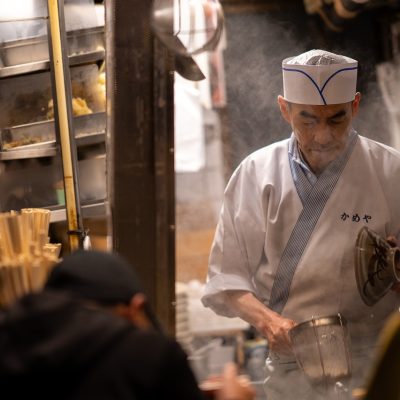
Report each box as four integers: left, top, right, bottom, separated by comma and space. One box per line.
0, 250, 254, 400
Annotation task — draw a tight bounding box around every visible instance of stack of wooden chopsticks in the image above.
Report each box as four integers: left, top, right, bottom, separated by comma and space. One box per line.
0, 208, 61, 308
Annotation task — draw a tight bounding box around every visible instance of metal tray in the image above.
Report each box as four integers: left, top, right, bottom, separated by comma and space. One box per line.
49, 201, 107, 223
0, 131, 105, 161
1, 111, 106, 151
0, 26, 104, 69
0, 49, 105, 79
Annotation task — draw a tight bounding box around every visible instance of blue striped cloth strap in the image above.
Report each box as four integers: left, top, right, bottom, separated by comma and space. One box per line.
268, 133, 358, 314
287, 141, 314, 205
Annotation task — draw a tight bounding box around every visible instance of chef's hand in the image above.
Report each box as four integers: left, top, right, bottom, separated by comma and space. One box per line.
259, 311, 297, 355
225, 291, 297, 355
217, 363, 255, 400
387, 235, 400, 248
386, 235, 400, 293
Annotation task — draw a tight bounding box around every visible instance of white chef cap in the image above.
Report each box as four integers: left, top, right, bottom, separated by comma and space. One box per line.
282, 49, 358, 105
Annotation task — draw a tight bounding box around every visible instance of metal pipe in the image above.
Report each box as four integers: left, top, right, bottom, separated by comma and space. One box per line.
47, 0, 84, 251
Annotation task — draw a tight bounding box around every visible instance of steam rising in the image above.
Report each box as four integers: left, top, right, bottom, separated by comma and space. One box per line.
223, 11, 391, 170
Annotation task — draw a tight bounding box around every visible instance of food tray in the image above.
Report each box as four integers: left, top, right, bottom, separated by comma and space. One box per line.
0, 26, 104, 68
1, 111, 106, 151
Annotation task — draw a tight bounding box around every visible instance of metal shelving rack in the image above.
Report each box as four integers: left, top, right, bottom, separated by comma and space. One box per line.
0, 0, 107, 250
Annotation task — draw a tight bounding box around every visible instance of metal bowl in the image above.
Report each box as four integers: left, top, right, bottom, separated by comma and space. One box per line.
289, 314, 352, 388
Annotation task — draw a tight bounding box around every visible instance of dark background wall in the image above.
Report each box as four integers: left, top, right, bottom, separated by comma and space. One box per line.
223, 5, 395, 170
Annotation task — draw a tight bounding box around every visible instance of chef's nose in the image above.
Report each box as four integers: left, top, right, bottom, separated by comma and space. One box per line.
313, 123, 333, 145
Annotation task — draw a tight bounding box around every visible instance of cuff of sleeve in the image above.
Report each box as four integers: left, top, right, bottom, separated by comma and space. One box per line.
201, 273, 255, 318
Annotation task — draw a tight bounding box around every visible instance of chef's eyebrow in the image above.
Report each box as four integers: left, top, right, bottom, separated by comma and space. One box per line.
299, 111, 317, 119
299, 109, 347, 119
328, 110, 347, 119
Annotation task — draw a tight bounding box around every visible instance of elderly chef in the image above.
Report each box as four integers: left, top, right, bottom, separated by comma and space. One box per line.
201, 49, 400, 399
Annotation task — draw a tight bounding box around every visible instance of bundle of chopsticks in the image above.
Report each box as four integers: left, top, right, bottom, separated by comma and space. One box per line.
0, 208, 61, 308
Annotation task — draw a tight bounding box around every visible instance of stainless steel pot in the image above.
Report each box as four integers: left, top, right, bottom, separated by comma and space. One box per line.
289, 314, 352, 388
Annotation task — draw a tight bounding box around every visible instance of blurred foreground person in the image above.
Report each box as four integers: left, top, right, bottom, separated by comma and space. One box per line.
362, 312, 400, 400
0, 250, 254, 400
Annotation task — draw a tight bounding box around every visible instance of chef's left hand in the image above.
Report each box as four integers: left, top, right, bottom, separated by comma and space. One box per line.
386, 235, 400, 248
386, 235, 400, 293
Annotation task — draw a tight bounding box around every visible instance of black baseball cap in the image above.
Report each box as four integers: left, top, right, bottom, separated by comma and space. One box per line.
45, 250, 162, 331
46, 250, 143, 305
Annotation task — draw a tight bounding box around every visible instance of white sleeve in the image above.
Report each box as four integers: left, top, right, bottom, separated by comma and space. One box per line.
201, 158, 267, 317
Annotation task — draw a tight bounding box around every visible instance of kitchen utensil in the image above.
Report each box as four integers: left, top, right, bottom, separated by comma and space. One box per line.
289, 314, 352, 389
175, 53, 205, 81
151, 0, 224, 56
173, 35, 206, 80
354, 226, 400, 306
0, 208, 60, 308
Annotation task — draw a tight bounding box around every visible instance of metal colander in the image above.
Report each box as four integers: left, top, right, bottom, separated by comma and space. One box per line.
289, 314, 352, 388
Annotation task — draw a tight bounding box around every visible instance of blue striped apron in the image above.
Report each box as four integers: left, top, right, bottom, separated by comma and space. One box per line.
268, 132, 358, 314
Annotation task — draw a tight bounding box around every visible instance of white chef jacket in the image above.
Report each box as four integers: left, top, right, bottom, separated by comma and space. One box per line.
202, 133, 400, 347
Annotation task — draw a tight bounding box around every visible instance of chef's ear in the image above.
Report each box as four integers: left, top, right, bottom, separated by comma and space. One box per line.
351, 92, 361, 117
278, 95, 292, 123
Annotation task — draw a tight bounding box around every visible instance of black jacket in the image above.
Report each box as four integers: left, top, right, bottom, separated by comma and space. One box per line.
0, 290, 205, 400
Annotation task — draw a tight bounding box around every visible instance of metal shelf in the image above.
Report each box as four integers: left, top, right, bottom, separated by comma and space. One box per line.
75, 131, 106, 147
49, 200, 107, 223
0, 131, 105, 161
0, 145, 56, 160
0, 49, 105, 79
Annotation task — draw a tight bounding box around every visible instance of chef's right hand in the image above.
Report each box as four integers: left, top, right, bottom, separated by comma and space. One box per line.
259, 312, 297, 355
225, 291, 297, 355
